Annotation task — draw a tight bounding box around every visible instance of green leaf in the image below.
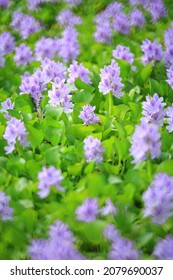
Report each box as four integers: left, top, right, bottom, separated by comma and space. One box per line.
82, 220, 106, 244
141, 62, 153, 82
72, 90, 93, 103
157, 160, 173, 176
27, 126, 44, 148
75, 78, 95, 93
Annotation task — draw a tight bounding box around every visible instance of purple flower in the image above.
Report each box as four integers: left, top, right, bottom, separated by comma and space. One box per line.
56, 9, 82, 28
142, 93, 166, 126
94, 22, 112, 44
29, 220, 84, 260
99, 60, 124, 98
104, 224, 119, 242
0, 31, 15, 56
27, 0, 42, 10
0, 191, 13, 221
0, 98, 14, 119
164, 46, 173, 67
153, 235, 173, 260
14, 44, 33, 66
48, 78, 73, 113
165, 104, 173, 132
68, 60, 91, 88
79, 104, 99, 125
130, 121, 161, 164
19, 70, 46, 106
164, 24, 173, 48
58, 28, 80, 62
76, 198, 99, 222
113, 13, 131, 35
35, 37, 60, 61
141, 39, 163, 65
3, 117, 29, 154
112, 45, 134, 65
0, 0, 10, 8
147, 1, 167, 22
41, 58, 66, 83
142, 173, 173, 224
38, 166, 64, 198
84, 136, 104, 164
99, 199, 117, 216
104, 224, 140, 260
130, 8, 145, 28
166, 65, 173, 89
11, 11, 41, 39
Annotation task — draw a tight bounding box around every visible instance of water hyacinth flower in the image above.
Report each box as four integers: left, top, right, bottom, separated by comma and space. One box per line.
0, 191, 13, 221
130, 8, 145, 28
83, 136, 104, 164
153, 235, 173, 260
3, 117, 29, 154
67, 60, 91, 88
94, 21, 113, 44
166, 65, 173, 89
37, 166, 64, 198
147, 1, 167, 22
141, 39, 163, 65
79, 104, 99, 125
142, 173, 173, 224
41, 58, 66, 83
48, 78, 73, 113
35, 37, 60, 61
142, 93, 166, 126
58, 28, 80, 62
76, 198, 99, 222
11, 11, 41, 39
0, 31, 15, 57
20, 69, 46, 106
113, 13, 131, 35
56, 9, 82, 28
130, 121, 161, 164
99, 60, 124, 98
0, 0, 10, 7
104, 224, 140, 260
0, 98, 14, 119
112, 45, 134, 65
29, 220, 84, 259
164, 24, 173, 48
165, 104, 173, 132
99, 199, 117, 216
27, 0, 42, 10
14, 44, 33, 66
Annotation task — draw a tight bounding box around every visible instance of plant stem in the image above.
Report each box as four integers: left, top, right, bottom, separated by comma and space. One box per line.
147, 159, 152, 181
107, 92, 114, 115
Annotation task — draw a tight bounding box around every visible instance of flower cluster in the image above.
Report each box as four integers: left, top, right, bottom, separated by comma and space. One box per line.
11, 11, 41, 39
142, 173, 173, 224
142, 93, 166, 126
146, 1, 167, 22
14, 44, 33, 66
56, 9, 82, 28
64, 0, 82, 6
48, 78, 73, 113
112, 45, 134, 65
113, 12, 131, 35
83, 136, 104, 164
58, 28, 80, 62
67, 60, 91, 87
0, 191, 13, 221
41, 58, 66, 83
99, 60, 124, 98
130, 8, 145, 28
3, 117, 29, 154
130, 121, 161, 163
79, 104, 99, 125
141, 39, 163, 65
104, 224, 140, 260
0, 98, 14, 119
19, 69, 46, 106
34, 37, 60, 61
37, 166, 64, 198
0, 31, 15, 67
29, 220, 84, 259
76, 198, 117, 222
153, 235, 173, 260
166, 65, 173, 89
0, 0, 10, 8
